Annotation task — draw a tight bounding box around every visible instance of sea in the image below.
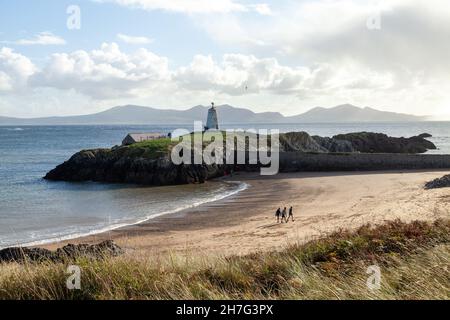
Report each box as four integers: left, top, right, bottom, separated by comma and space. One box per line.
1, 122, 450, 249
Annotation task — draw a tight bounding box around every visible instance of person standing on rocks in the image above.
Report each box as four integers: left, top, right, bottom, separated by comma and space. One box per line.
288, 206, 294, 222
281, 207, 287, 223
275, 208, 281, 223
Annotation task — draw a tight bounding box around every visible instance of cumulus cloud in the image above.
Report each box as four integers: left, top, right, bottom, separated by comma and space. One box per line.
0, 43, 402, 104
175, 54, 308, 95
0, 47, 36, 92
117, 33, 153, 45
30, 43, 169, 99
4, 32, 66, 46
25, 44, 315, 99
94, 0, 270, 15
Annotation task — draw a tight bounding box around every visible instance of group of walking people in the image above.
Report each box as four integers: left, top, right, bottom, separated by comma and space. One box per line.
275, 207, 294, 223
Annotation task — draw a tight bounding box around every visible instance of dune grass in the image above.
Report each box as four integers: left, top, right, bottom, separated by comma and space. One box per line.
0, 219, 449, 300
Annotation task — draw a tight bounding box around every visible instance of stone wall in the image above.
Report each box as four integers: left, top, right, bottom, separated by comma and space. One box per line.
278, 152, 450, 172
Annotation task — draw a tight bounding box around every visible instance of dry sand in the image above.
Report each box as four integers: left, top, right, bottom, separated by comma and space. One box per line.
44, 170, 450, 257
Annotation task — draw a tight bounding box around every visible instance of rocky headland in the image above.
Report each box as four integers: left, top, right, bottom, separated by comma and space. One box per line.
44, 131, 437, 186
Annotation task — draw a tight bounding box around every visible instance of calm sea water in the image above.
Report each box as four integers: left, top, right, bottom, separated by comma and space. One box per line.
0, 122, 449, 248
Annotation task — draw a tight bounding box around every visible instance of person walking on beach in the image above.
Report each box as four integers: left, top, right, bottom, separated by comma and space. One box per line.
275, 208, 281, 223
288, 206, 294, 222
281, 207, 287, 223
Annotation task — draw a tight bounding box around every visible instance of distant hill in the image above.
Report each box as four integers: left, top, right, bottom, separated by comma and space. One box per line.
286, 104, 427, 123
0, 104, 427, 125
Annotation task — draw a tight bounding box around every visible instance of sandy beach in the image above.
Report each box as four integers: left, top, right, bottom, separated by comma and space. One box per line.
44, 170, 450, 257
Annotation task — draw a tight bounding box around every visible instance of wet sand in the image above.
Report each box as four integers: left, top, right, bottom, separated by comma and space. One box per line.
44, 170, 450, 257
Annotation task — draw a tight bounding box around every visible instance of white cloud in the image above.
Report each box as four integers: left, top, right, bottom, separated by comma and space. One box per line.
95, 0, 270, 15
2, 41, 446, 118
18, 43, 314, 100
0, 72, 12, 91
30, 43, 169, 99
192, 0, 450, 115
202, 0, 450, 77
272, 0, 450, 78
3, 0, 450, 118
10, 32, 66, 46
248, 3, 272, 15
117, 33, 153, 45
0, 47, 36, 92
175, 54, 309, 95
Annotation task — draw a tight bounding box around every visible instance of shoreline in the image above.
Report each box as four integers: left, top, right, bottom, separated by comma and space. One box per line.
41, 169, 450, 257
8, 180, 249, 250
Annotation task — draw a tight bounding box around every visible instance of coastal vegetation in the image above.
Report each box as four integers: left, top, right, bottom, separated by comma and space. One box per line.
127, 138, 175, 159
128, 138, 173, 151
0, 219, 448, 300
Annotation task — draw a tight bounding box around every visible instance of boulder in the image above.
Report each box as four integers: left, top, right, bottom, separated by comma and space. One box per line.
0, 241, 123, 263
425, 174, 450, 189
0, 247, 54, 263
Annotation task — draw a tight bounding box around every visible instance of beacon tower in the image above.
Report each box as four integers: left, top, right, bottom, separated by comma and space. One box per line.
205, 102, 219, 131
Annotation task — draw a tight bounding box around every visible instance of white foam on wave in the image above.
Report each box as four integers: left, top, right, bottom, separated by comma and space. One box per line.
6, 181, 249, 249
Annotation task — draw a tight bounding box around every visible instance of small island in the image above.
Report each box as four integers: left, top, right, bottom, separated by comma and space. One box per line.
44, 129, 442, 186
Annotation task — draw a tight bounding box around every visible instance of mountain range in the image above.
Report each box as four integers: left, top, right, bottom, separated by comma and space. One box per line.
0, 104, 427, 125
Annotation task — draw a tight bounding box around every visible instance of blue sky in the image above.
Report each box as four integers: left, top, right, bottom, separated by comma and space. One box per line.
1, 0, 449, 118
0, 0, 218, 66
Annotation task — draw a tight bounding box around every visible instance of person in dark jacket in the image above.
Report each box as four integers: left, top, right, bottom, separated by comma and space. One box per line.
275, 208, 281, 223
288, 206, 294, 222
281, 207, 287, 223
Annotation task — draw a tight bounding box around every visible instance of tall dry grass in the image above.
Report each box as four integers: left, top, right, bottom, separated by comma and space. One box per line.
0, 219, 449, 300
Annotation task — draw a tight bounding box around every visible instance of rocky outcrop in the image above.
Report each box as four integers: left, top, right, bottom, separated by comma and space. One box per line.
45, 147, 226, 185
280, 131, 435, 154
311, 136, 356, 153
279, 132, 327, 152
332, 132, 436, 154
425, 174, 450, 189
44, 131, 438, 186
0, 241, 123, 263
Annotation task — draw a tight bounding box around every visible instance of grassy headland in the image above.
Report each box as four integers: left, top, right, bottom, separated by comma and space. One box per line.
1, 219, 448, 300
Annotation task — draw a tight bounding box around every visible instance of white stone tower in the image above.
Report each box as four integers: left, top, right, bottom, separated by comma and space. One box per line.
205, 102, 219, 131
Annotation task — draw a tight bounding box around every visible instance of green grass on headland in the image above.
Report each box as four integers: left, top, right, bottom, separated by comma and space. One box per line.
128, 138, 174, 152
1, 219, 449, 300
123, 138, 174, 159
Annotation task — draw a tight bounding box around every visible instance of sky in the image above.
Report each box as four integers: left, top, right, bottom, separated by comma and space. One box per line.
0, 0, 449, 118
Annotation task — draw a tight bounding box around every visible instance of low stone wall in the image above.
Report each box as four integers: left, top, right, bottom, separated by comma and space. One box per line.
279, 152, 450, 172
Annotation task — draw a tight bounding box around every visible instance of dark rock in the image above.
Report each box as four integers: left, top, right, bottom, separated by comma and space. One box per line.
425, 174, 450, 189
333, 132, 437, 154
0, 247, 55, 263
312, 136, 356, 153
45, 147, 226, 186
0, 241, 123, 263
55, 240, 124, 261
279, 132, 327, 152
418, 133, 433, 138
